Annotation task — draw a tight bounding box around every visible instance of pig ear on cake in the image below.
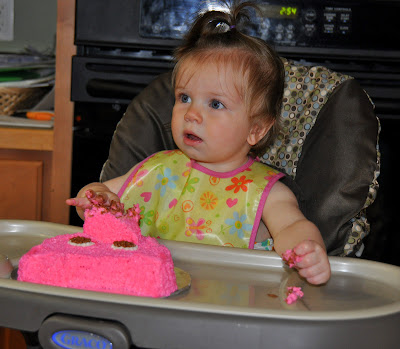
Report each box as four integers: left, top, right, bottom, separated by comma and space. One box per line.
82, 200, 142, 245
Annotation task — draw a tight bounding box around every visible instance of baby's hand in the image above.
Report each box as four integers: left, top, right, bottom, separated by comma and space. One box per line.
291, 240, 331, 285
65, 196, 92, 209
66, 189, 120, 209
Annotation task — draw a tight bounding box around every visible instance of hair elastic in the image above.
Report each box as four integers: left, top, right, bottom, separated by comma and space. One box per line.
230, 25, 236, 29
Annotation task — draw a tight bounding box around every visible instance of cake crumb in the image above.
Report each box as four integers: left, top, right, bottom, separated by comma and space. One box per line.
282, 249, 303, 268
285, 286, 304, 304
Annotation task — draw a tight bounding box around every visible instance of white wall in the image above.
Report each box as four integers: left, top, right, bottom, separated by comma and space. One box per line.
0, 0, 57, 54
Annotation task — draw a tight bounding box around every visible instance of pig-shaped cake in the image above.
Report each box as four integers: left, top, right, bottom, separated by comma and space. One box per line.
18, 203, 178, 298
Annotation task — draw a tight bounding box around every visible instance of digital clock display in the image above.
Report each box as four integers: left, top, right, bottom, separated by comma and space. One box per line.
259, 4, 299, 19
280, 6, 298, 17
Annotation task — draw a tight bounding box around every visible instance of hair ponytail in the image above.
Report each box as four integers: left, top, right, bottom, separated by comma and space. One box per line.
174, 1, 260, 59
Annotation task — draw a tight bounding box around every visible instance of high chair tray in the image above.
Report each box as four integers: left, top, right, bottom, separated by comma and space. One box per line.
0, 220, 399, 349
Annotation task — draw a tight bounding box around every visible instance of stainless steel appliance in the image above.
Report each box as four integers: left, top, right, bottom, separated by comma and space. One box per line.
70, 0, 400, 266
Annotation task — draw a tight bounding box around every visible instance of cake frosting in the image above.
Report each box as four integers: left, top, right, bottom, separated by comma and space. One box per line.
282, 249, 305, 304
285, 286, 304, 305
18, 195, 178, 298
282, 248, 303, 268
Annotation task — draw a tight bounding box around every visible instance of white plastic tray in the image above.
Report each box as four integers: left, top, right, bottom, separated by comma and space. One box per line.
0, 220, 399, 348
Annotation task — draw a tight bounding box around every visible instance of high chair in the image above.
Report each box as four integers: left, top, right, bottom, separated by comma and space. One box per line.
100, 58, 380, 257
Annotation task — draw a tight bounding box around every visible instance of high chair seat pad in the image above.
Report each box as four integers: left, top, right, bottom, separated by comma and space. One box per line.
290, 78, 379, 255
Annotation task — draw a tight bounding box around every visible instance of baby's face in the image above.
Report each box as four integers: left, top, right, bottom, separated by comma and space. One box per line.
171, 58, 255, 172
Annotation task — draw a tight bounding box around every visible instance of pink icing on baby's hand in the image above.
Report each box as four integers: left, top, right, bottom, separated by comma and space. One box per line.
282, 249, 303, 268
285, 286, 304, 304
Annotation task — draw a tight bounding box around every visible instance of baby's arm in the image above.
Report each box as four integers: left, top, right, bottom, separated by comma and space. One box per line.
262, 181, 331, 285
66, 170, 132, 220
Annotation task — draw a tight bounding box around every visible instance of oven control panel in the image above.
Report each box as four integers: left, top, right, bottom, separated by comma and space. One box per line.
140, 2, 354, 47
137, 0, 399, 51
241, 4, 353, 47
75, 0, 400, 54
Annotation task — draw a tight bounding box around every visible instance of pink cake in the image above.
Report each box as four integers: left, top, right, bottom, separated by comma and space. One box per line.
18, 199, 178, 298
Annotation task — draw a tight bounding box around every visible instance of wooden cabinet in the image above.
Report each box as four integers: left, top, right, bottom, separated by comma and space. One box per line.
0, 128, 52, 220
0, 1, 76, 348
0, 159, 43, 220
0, 0, 75, 223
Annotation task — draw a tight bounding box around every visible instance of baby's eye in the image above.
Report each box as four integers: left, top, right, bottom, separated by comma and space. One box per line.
210, 99, 225, 110
180, 94, 191, 103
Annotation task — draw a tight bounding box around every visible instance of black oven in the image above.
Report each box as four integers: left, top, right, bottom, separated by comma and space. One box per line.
70, 0, 400, 265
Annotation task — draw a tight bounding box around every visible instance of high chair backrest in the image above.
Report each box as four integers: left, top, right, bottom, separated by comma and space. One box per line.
100, 58, 380, 257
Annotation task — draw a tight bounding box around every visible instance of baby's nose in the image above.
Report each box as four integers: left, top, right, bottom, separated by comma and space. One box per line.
184, 106, 203, 123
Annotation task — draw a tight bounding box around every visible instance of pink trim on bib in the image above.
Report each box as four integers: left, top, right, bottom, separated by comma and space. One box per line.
191, 157, 255, 178
248, 171, 285, 249
118, 154, 156, 198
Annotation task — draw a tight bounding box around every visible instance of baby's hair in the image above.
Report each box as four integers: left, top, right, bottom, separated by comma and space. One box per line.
173, 0, 284, 156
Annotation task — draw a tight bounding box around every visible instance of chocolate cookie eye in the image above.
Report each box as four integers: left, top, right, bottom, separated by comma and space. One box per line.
68, 236, 94, 246
112, 240, 138, 250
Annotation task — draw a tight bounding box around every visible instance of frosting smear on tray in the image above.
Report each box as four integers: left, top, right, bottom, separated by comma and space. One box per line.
17, 196, 178, 298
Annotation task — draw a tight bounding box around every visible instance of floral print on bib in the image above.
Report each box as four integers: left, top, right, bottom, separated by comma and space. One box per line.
119, 150, 284, 249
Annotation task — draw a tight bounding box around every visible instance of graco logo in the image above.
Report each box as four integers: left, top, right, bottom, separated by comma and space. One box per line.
52, 330, 113, 349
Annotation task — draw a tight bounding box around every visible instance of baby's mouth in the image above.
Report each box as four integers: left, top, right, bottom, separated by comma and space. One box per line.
184, 132, 202, 142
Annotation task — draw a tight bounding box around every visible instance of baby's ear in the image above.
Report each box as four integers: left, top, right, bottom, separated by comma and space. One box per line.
247, 121, 272, 146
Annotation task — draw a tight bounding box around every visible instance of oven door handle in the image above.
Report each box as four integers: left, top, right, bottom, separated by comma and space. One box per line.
86, 78, 148, 99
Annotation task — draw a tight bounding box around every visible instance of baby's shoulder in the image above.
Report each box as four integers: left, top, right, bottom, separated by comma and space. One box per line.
268, 180, 298, 202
